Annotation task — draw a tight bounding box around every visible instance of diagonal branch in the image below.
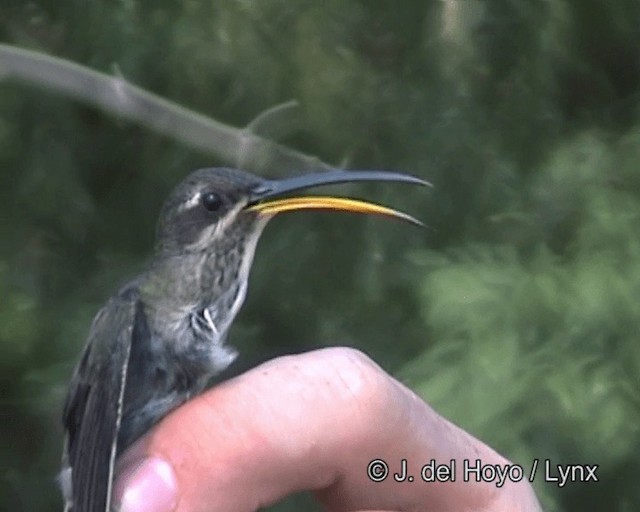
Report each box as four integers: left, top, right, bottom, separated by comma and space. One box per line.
0, 43, 333, 175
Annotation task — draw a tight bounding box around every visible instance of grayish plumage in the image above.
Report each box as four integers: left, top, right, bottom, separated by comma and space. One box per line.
61, 167, 428, 512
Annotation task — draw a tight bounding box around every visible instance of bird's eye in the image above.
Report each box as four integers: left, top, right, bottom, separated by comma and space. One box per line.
201, 191, 222, 212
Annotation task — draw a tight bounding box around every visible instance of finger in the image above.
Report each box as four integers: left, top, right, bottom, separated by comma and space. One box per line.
113, 347, 541, 512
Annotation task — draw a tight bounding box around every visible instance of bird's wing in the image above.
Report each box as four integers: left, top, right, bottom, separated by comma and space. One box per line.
62, 287, 147, 512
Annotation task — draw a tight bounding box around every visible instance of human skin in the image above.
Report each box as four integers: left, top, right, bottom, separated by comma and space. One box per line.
113, 347, 542, 512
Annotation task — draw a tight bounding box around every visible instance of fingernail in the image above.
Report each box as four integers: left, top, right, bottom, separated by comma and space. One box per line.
114, 457, 178, 512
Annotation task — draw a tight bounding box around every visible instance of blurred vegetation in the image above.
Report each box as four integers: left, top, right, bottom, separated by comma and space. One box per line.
1, 1, 640, 511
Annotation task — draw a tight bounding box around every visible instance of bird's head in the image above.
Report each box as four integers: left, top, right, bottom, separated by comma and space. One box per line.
156, 167, 428, 256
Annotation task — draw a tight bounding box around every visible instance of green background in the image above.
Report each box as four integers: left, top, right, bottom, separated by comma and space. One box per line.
1, 1, 639, 510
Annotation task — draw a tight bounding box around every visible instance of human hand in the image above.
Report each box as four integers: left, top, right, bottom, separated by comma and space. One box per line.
113, 347, 542, 512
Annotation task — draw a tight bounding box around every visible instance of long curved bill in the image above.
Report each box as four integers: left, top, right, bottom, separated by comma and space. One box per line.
246, 169, 429, 226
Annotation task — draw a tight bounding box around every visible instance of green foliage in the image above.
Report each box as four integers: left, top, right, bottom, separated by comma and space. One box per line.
2, 1, 640, 511
403, 131, 640, 510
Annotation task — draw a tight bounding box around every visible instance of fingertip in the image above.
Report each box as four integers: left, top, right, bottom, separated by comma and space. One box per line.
114, 457, 178, 512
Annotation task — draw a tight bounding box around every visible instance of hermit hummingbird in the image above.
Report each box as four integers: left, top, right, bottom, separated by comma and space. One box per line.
60, 167, 428, 512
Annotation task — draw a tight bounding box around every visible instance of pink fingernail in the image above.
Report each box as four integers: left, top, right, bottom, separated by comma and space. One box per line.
114, 457, 178, 512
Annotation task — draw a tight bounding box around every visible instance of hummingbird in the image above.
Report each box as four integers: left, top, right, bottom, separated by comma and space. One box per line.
60, 167, 428, 512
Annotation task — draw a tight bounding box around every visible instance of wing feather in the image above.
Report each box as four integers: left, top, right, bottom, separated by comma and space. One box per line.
62, 287, 146, 512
